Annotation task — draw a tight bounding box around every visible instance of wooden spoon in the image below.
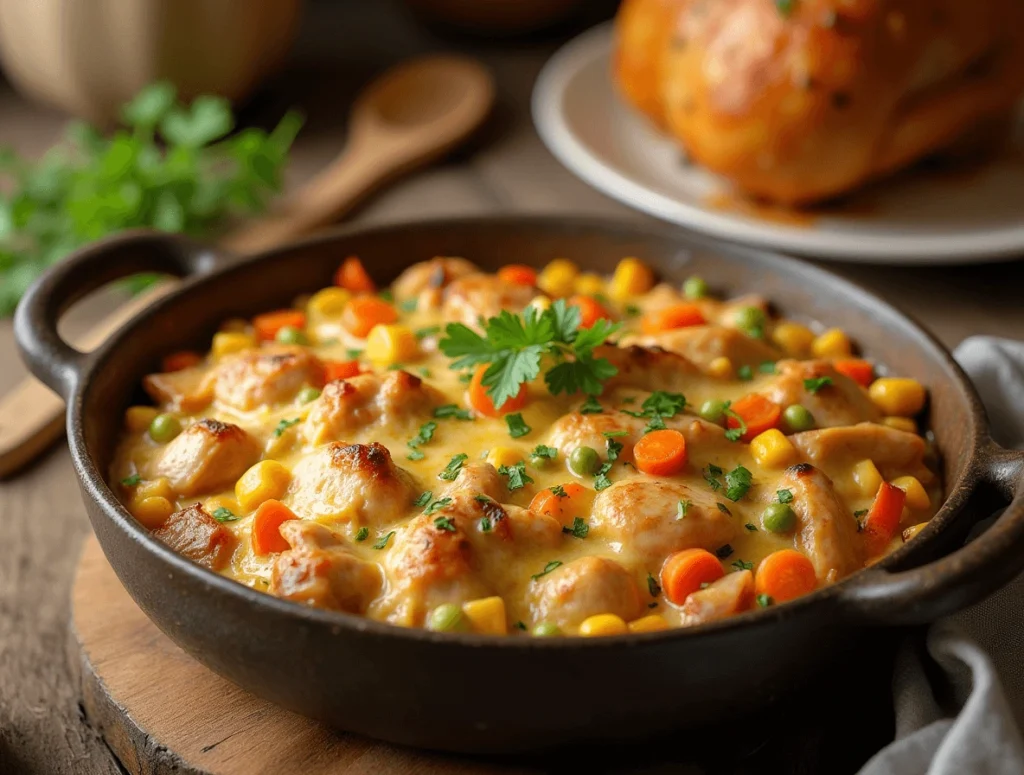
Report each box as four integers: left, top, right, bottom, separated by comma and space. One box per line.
0, 55, 494, 478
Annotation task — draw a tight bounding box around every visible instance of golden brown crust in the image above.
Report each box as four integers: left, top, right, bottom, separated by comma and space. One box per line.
152, 504, 236, 570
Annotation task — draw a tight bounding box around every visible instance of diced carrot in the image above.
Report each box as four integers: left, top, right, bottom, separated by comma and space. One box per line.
467, 364, 527, 417
569, 295, 613, 329
323, 360, 363, 382
755, 549, 817, 603
529, 482, 588, 521
833, 358, 874, 387
633, 429, 688, 476
253, 310, 306, 342
727, 394, 782, 442
661, 549, 725, 605
251, 499, 297, 555
862, 481, 907, 556
497, 264, 537, 287
341, 296, 397, 338
641, 303, 706, 334
335, 256, 376, 294
161, 351, 202, 372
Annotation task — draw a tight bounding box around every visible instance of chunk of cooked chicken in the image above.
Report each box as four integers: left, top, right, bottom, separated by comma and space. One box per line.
680, 569, 754, 627
758, 360, 880, 429
392, 257, 479, 310
590, 479, 736, 566
441, 273, 536, 328
147, 419, 260, 497
213, 346, 324, 411
596, 344, 699, 393
304, 370, 444, 445
777, 463, 864, 584
621, 325, 779, 371
151, 503, 236, 570
528, 556, 644, 629
269, 521, 382, 612
287, 442, 417, 527
143, 365, 214, 413
439, 462, 507, 503
791, 423, 933, 483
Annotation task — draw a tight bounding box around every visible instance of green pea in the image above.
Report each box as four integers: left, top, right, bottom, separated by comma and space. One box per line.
783, 404, 815, 432
532, 622, 562, 637
530, 454, 551, 470
148, 413, 182, 443
568, 446, 600, 476
297, 386, 321, 404
735, 306, 765, 333
762, 503, 797, 533
698, 399, 728, 424
426, 603, 468, 632
683, 276, 708, 300
275, 325, 308, 345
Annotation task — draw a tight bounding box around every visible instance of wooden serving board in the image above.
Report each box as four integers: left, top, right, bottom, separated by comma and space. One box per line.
68, 534, 898, 775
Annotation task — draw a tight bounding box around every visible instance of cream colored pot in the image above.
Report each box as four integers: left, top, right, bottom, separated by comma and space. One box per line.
0, 0, 304, 124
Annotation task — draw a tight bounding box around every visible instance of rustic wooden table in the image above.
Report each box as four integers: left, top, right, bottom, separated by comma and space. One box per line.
2, 2, 1023, 773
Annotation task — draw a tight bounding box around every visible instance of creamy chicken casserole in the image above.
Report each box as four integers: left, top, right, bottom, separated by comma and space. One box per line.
111, 255, 938, 637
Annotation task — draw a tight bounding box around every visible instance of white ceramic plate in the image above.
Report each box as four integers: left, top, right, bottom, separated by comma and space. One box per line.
532, 23, 1024, 264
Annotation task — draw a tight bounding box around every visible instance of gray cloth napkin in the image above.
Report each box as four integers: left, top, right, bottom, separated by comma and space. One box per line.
860, 337, 1024, 775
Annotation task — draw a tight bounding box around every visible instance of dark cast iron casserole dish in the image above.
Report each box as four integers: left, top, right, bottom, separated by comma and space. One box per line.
15, 216, 1024, 754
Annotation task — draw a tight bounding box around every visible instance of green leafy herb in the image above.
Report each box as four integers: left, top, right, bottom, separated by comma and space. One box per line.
120, 474, 142, 487
414, 491, 432, 507
433, 515, 456, 532
418, 368, 432, 378
212, 507, 238, 523
854, 508, 868, 518
531, 560, 563, 580
346, 348, 363, 360
593, 473, 613, 492
731, 559, 754, 571
777, 488, 794, 504
372, 531, 395, 550
562, 517, 589, 539
759, 361, 778, 374
603, 430, 628, 439
804, 376, 834, 394
757, 594, 774, 608
737, 365, 753, 381
439, 453, 468, 481
676, 499, 690, 520
723, 402, 747, 442
531, 444, 558, 460
398, 298, 417, 312
407, 421, 437, 459
433, 404, 472, 421
458, 372, 473, 384
407, 449, 425, 461
378, 289, 394, 303
514, 621, 528, 631
414, 325, 441, 339
703, 464, 724, 491
274, 417, 300, 438
717, 502, 732, 515
549, 485, 568, 498
579, 395, 604, 414
647, 573, 661, 597
725, 465, 753, 501
715, 544, 734, 559
606, 437, 624, 463
624, 303, 642, 318
745, 523, 758, 532
498, 461, 533, 491
480, 516, 493, 532
386, 363, 406, 372
425, 497, 453, 516
505, 413, 531, 438
355, 527, 369, 541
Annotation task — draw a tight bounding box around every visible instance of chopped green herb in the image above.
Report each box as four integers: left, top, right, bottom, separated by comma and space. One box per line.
120, 474, 142, 487
804, 376, 834, 394
386, 363, 405, 371
418, 368, 432, 378
531, 445, 558, 460
854, 508, 868, 519
759, 361, 778, 374
531, 560, 563, 580
408, 421, 437, 452
602, 430, 629, 438
723, 403, 747, 442
703, 464, 724, 491
757, 594, 774, 608
717, 503, 732, 516
606, 437, 624, 462
414, 325, 441, 339
777, 489, 794, 504
439, 453, 468, 481
737, 365, 753, 381
345, 348, 363, 360
647, 573, 661, 597
505, 413, 531, 438
458, 372, 473, 384
731, 559, 754, 571
355, 526, 369, 541
497, 461, 533, 490
624, 304, 642, 317
433, 515, 456, 532
514, 621, 528, 631
676, 499, 690, 520
433, 404, 472, 421
212, 507, 238, 523
550, 485, 568, 498
407, 449, 425, 461
372, 531, 395, 550
399, 298, 419, 313
273, 417, 300, 437
579, 395, 604, 414
425, 497, 453, 516
725, 465, 753, 501
715, 544, 734, 559
745, 523, 758, 532
593, 473, 613, 492
378, 289, 394, 303
562, 517, 589, 539
480, 516, 493, 532
414, 491, 433, 507
644, 415, 666, 434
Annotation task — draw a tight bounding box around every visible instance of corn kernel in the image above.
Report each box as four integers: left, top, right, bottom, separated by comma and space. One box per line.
707, 356, 733, 379
851, 459, 883, 498
750, 429, 798, 469
891, 476, 930, 510
235, 460, 291, 512
537, 259, 579, 297
574, 273, 605, 296
869, 378, 926, 417
486, 447, 523, 470
366, 324, 419, 366
579, 613, 629, 637
132, 496, 174, 529
771, 321, 815, 356
462, 596, 508, 635
628, 614, 669, 633
135, 477, 173, 501
902, 523, 928, 543
212, 332, 256, 359
882, 417, 917, 433
307, 287, 351, 318
812, 328, 852, 358
125, 406, 159, 433
608, 257, 654, 301
527, 295, 552, 312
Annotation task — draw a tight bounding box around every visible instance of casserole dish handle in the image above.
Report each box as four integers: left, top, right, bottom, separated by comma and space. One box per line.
839, 440, 1024, 624
14, 230, 217, 400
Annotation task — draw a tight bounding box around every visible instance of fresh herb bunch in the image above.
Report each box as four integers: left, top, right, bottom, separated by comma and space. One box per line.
0, 82, 302, 314
439, 299, 621, 407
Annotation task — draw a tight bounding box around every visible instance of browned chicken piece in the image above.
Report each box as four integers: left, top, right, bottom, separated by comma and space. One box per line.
621, 325, 779, 371
614, 0, 685, 127
680, 570, 754, 627
148, 419, 261, 497
287, 442, 417, 527
151, 503, 236, 571
596, 344, 699, 393
758, 360, 880, 429
143, 365, 214, 413
528, 556, 644, 629
441, 273, 536, 328
590, 479, 736, 566
791, 422, 933, 483
439, 462, 508, 503
391, 257, 480, 310
777, 463, 864, 584
304, 370, 445, 445
213, 346, 324, 412
269, 521, 382, 613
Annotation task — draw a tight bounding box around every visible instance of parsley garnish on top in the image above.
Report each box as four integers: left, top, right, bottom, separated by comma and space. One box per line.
438, 300, 621, 408
562, 517, 589, 539
722, 402, 747, 442
647, 573, 661, 597
704, 464, 724, 491
549, 485, 568, 498
212, 507, 239, 523
579, 395, 604, 414
498, 461, 533, 491
439, 453, 468, 481
731, 559, 754, 572
355, 527, 369, 541
777, 488, 794, 504
736, 365, 754, 381
433, 515, 456, 532
120, 474, 142, 487
372, 531, 395, 550
724, 465, 753, 501
433, 404, 472, 421
531, 444, 558, 461
407, 420, 437, 460
676, 499, 690, 520
531, 560, 563, 580
273, 417, 300, 437
804, 376, 833, 394
505, 413, 531, 438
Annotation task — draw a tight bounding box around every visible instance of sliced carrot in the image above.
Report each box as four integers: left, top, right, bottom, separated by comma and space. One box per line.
335, 256, 376, 294
253, 310, 306, 342
497, 264, 537, 287
467, 364, 528, 417
251, 499, 297, 555
161, 351, 202, 372
323, 360, 363, 382
529, 482, 588, 521
633, 429, 688, 476
341, 296, 397, 338
833, 358, 874, 387
755, 549, 817, 603
727, 394, 782, 442
862, 481, 907, 556
569, 295, 613, 329
661, 549, 725, 605
641, 302, 706, 334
